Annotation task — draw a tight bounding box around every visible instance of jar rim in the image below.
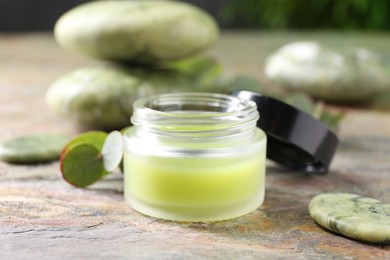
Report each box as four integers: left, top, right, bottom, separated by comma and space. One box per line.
131, 93, 259, 128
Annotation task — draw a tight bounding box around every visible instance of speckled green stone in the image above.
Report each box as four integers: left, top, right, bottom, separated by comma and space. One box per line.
54, 0, 219, 62
45, 66, 223, 129
0, 134, 70, 164
309, 193, 390, 244
265, 41, 390, 102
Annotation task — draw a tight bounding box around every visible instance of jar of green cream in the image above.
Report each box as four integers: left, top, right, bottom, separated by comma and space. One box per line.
124, 93, 267, 221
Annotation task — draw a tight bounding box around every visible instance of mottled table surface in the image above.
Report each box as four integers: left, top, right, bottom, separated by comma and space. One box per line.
1, 32, 390, 259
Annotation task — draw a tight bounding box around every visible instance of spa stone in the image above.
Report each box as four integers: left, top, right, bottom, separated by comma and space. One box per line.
309, 193, 390, 244
0, 134, 70, 164
45, 66, 222, 129
54, 0, 219, 62
265, 41, 390, 102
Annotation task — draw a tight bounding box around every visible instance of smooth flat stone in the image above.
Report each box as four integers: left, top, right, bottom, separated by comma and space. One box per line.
265, 41, 390, 102
45, 65, 224, 129
54, 0, 219, 63
309, 193, 390, 244
0, 134, 70, 164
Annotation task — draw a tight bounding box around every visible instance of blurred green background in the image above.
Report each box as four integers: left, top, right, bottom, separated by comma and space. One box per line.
1, 0, 389, 31
219, 0, 390, 30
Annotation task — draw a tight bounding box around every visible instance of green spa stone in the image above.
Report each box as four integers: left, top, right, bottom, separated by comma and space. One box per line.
54, 0, 219, 62
45, 66, 223, 129
265, 41, 390, 102
0, 134, 70, 164
309, 193, 390, 244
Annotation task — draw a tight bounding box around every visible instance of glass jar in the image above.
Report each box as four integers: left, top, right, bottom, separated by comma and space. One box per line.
124, 93, 267, 221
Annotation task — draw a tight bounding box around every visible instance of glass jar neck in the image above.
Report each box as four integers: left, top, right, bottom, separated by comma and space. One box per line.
130, 93, 259, 144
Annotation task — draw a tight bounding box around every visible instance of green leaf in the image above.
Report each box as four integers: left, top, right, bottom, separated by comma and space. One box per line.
65, 131, 108, 151
61, 144, 107, 188
320, 110, 345, 132
101, 131, 124, 172
228, 75, 263, 93
61, 131, 108, 187
284, 92, 314, 115
283, 92, 344, 131
60, 130, 126, 187
169, 56, 222, 80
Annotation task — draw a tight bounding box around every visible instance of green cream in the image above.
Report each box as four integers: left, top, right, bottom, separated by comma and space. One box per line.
124, 149, 265, 221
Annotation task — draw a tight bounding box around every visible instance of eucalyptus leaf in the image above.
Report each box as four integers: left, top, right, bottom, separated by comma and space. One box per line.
64, 131, 108, 152
101, 131, 124, 172
284, 92, 314, 115
61, 143, 107, 188
282, 92, 344, 131
229, 75, 263, 93
60, 131, 127, 187
320, 110, 345, 132
169, 56, 222, 81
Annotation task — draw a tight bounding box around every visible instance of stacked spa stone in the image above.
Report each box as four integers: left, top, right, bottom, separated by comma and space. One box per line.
46, 0, 220, 129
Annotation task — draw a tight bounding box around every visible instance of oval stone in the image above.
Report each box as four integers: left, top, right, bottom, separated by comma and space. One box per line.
309, 193, 390, 244
54, 0, 219, 62
265, 41, 390, 102
0, 134, 70, 164
45, 65, 222, 129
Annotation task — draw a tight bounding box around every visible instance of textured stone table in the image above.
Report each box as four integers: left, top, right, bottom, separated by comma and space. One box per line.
0, 32, 389, 259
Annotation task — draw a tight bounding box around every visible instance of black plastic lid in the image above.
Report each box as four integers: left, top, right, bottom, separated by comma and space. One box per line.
232, 90, 339, 175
